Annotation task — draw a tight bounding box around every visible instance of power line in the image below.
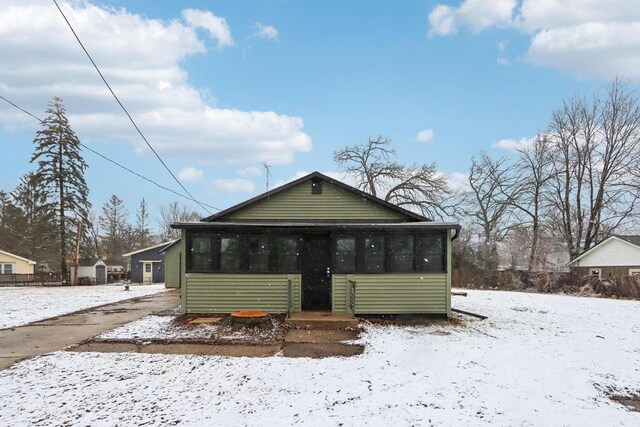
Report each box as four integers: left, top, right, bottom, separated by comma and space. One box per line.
0, 95, 220, 211
51, 0, 212, 215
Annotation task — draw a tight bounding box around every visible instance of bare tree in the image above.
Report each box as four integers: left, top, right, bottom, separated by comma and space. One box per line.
462, 151, 519, 246
547, 79, 640, 259
499, 136, 556, 271
334, 136, 451, 219
158, 202, 201, 240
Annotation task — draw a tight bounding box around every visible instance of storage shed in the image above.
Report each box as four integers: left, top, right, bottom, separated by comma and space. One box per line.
123, 240, 177, 284
171, 172, 460, 317
71, 258, 107, 285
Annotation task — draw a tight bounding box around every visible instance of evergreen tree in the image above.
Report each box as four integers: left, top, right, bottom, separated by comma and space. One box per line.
0, 191, 21, 254
99, 194, 129, 264
31, 97, 90, 276
135, 198, 152, 248
11, 173, 57, 265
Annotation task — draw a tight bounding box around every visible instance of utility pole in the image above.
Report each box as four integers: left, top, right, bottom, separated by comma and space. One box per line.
261, 161, 272, 191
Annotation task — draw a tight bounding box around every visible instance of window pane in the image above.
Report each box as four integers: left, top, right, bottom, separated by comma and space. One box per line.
335, 237, 356, 272
275, 237, 298, 272
388, 235, 414, 272
145, 263, 152, 273
364, 236, 384, 273
190, 235, 214, 271
248, 235, 270, 272
220, 237, 241, 272
416, 235, 445, 272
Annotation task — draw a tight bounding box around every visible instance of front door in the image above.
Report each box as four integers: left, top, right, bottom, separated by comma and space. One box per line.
143, 262, 153, 283
301, 235, 331, 310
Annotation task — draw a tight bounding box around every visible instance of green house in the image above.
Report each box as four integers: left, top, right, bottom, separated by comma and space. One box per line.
170, 172, 460, 316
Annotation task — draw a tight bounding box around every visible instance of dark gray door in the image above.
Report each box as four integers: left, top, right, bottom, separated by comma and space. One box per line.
95, 265, 106, 285
301, 235, 331, 310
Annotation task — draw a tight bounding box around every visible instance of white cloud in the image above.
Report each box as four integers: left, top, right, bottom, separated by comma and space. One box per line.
428, 0, 640, 80
428, 0, 517, 36
253, 23, 279, 41
492, 136, 535, 152
447, 172, 469, 191
415, 129, 435, 142
236, 166, 262, 178
525, 22, 640, 80
182, 9, 233, 49
497, 40, 509, 52
178, 166, 203, 182
213, 178, 255, 192
0, 1, 311, 165
497, 57, 510, 65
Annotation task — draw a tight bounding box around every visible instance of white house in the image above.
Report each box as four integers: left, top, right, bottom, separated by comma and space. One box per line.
566, 235, 640, 280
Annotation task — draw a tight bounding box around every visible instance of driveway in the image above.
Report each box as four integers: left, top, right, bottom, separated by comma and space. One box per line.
0, 290, 179, 370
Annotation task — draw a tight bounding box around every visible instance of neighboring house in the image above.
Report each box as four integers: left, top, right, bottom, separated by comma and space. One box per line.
123, 241, 177, 284
0, 250, 36, 274
71, 258, 107, 285
159, 239, 182, 289
170, 172, 460, 316
566, 235, 640, 280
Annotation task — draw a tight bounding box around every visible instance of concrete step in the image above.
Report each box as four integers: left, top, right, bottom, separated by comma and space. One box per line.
281, 342, 364, 358
284, 329, 358, 343
285, 311, 358, 330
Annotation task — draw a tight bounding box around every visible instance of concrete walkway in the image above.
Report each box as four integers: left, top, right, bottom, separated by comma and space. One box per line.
0, 290, 179, 370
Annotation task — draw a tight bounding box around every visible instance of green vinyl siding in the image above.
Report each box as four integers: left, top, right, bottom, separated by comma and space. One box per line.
163, 243, 181, 288
332, 274, 448, 314
183, 274, 301, 314
224, 180, 409, 221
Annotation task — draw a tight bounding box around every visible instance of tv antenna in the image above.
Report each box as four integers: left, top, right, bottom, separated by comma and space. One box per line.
261, 162, 272, 191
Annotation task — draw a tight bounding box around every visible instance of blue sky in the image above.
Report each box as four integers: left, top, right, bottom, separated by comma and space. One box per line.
1, 0, 637, 230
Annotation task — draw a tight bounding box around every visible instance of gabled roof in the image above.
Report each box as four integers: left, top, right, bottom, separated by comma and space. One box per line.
122, 240, 179, 257
614, 235, 640, 247
566, 235, 640, 267
158, 239, 181, 253
77, 258, 104, 267
202, 171, 429, 222
0, 249, 36, 265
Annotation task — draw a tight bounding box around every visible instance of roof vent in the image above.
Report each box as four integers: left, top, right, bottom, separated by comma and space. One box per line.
311, 177, 323, 194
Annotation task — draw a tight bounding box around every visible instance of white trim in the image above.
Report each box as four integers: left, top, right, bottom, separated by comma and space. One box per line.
629, 269, 640, 277
0, 250, 36, 265
138, 260, 162, 263
122, 240, 178, 257
566, 236, 640, 267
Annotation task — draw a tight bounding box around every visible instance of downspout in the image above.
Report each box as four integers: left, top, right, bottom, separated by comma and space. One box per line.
451, 227, 460, 241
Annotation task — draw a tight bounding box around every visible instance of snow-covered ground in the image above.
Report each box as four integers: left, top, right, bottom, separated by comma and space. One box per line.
0, 290, 638, 425
97, 314, 283, 342
0, 284, 167, 329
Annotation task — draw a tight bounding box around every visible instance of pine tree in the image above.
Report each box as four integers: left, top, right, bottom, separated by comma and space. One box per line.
11, 173, 57, 265
0, 191, 22, 254
135, 198, 152, 249
99, 195, 129, 264
31, 97, 90, 276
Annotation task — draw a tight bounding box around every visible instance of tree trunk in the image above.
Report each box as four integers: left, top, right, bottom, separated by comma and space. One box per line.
58, 137, 66, 278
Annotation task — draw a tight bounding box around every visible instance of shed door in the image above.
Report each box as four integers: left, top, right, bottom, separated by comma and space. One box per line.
95, 265, 106, 285
143, 262, 153, 284
301, 235, 331, 310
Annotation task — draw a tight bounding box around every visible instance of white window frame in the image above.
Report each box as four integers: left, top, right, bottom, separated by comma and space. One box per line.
1, 263, 15, 274
590, 269, 601, 279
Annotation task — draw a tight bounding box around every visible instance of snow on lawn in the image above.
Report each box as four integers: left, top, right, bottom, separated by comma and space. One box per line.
0, 290, 639, 425
97, 314, 283, 342
0, 284, 167, 329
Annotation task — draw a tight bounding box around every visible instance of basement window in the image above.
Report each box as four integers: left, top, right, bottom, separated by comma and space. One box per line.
311, 178, 323, 194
